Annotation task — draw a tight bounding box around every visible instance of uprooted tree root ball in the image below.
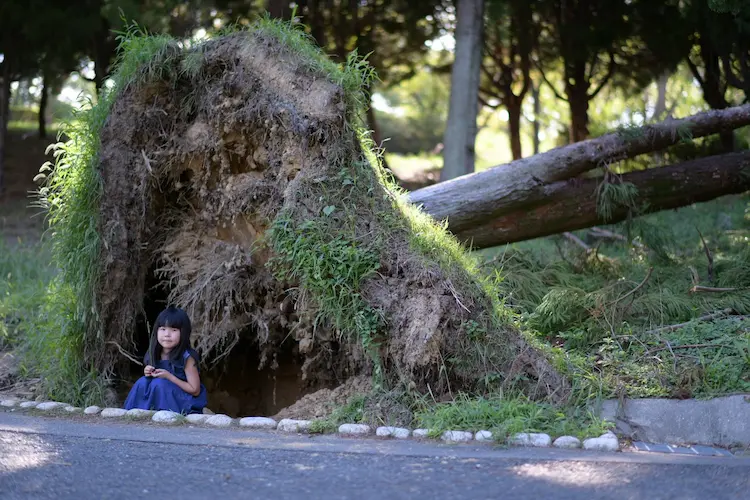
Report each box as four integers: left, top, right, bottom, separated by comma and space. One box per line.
42, 20, 569, 415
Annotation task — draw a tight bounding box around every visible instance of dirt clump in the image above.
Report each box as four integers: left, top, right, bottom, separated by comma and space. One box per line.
76, 21, 568, 413
273, 376, 373, 420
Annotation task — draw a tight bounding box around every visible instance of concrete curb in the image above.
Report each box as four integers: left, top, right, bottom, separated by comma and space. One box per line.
598, 394, 750, 447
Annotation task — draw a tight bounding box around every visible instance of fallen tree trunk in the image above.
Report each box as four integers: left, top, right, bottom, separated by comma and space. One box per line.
409, 104, 750, 232
452, 151, 750, 248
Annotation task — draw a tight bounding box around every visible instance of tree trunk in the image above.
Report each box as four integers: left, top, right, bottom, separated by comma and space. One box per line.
447, 151, 750, 248
38, 72, 49, 139
565, 61, 589, 143
690, 38, 735, 152
440, 0, 485, 181
507, 97, 522, 160
531, 81, 540, 155
651, 72, 669, 121
0, 61, 11, 195
409, 103, 750, 232
266, 0, 292, 19
567, 85, 589, 143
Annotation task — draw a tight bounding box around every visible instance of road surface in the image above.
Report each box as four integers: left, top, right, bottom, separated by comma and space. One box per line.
1, 412, 749, 499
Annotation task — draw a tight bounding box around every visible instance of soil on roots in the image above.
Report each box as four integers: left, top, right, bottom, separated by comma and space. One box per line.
92, 23, 568, 416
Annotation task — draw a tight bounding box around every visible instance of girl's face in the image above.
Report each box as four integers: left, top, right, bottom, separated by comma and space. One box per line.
157, 326, 181, 352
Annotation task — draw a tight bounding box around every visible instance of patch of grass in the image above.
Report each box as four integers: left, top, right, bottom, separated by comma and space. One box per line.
306, 385, 612, 442
0, 240, 54, 349
17, 279, 111, 406
413, 393, 612, 441
309, 395, 368, 434
594, 317, 750, 399
268, 215, 383, 374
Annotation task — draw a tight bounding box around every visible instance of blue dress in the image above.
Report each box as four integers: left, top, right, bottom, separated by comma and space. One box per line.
124, 349, 208, 414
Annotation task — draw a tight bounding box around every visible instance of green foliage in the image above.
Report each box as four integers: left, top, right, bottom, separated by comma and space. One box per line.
0, 238, 107, 405
482, 194, 750, 399
376, 67, 450, 154
528, 287, 592, 334
596, 181, 639, 221
289, 0, 443, 85
0, 240, 54, 349
18, 279, 110, 406
413, 393, 611, 440
268, 215, 383, 370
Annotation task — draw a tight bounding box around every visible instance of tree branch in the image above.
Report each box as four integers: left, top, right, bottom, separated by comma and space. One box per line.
695, 227, 714, 284
645, 343, 733, 355
644, 308, 736, 335
690, 285, 746, 293
588, 52, 616, 100
535, 61, 567, 101
686, 56, 705, 88
518, 51, 532, 99
589, 227, 646, 249
563, 232, 590, 250
608, 267, 653, 307
478, 93, 498, 109
721, 55, 744, 89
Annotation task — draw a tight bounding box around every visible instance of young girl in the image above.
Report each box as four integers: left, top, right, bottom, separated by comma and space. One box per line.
124, 306, 208, 414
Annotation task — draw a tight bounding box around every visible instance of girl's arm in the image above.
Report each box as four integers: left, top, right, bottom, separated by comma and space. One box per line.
152, 357, 201, 396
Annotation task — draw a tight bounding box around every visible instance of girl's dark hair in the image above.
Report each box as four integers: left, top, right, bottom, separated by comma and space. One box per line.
146, 306, 193, 365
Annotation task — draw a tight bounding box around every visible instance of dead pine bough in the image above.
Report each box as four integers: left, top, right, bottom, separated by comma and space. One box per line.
41, 21, 569, 416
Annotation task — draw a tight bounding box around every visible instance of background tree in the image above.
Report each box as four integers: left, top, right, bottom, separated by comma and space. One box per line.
537, 0, 631, 143
291, 0, 446, 147
479, 0, 537, 160
0, 1, 56, 191
680, 0, 750, 150
27, 1, 99, 138
265, 0, 291, 19
376, 64, 451, 154
442, 0, 485, 180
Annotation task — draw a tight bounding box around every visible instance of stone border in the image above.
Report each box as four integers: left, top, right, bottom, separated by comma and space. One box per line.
0, 397, 621, 452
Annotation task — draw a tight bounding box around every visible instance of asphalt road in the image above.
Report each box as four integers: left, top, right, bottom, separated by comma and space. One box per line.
1, 412, 749, 499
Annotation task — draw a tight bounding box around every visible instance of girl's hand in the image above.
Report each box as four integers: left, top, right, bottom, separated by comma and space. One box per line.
151, 369, 173, 382
144, 365, 154, 377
